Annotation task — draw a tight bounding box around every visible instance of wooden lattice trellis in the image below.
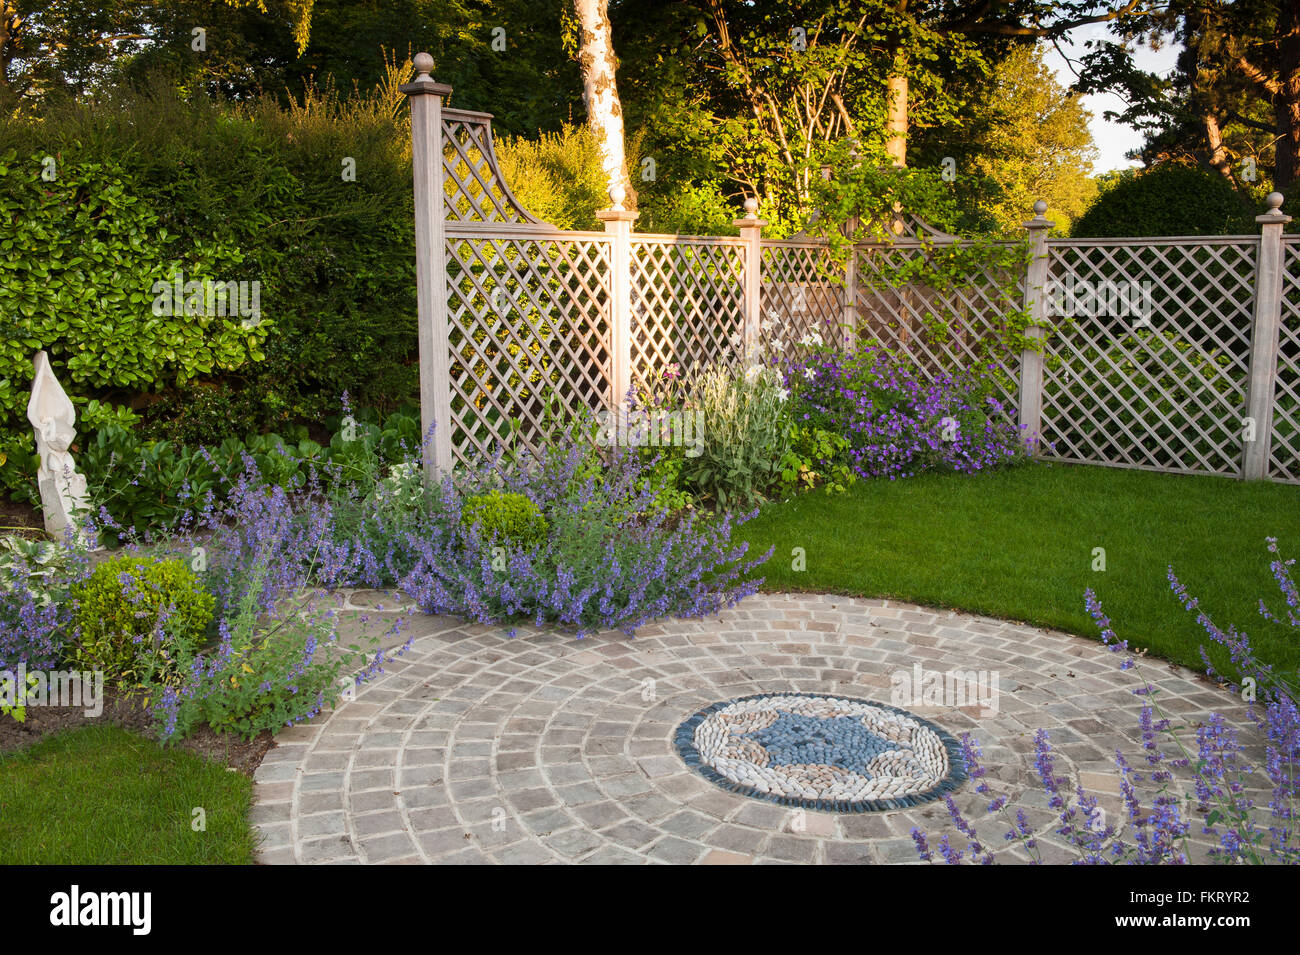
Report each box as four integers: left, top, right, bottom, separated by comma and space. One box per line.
445, 234, 612, 463
629, 236, 747, 387
441, 108, 546, 228
1273, 237, 1300, 482
404, 59, 1297, 482
760, 241, 845, 364
853, 238, 1024, 416
1038, 238, 1257, 476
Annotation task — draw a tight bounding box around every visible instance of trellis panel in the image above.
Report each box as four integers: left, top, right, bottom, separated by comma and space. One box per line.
445, 233, 612, 463
1272, 237, 1300, 482
853, 240, 1024, 416
411, 71, 1297, 483
759, 241, 845, 365
629, 236, 747, 387
441, 109, 549, 228
1038, 238, 1257, 476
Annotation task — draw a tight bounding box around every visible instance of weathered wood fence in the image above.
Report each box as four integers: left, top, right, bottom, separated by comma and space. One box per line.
402, 55, 1300, 484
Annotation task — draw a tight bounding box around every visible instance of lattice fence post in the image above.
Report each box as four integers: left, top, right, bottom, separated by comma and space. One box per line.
734, 198, 767, 361
1018, 200, 1054, 444
597, 184, 637, 406
401, 53, 455, 481
842, 217, 859, 353
1243, 192, 1293, 479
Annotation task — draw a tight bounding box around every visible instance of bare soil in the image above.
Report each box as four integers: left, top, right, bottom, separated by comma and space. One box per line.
0, 496, 43, 537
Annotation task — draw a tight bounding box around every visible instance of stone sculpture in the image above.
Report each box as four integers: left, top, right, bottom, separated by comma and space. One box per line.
26, 351, 89, 542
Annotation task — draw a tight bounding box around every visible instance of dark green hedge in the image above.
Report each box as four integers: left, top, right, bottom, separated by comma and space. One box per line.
1071, 164, 1257, 238
0, 84, 419, 494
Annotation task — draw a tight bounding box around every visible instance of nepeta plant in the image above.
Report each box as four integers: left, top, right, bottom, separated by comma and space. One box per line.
150, 554, 410, 742
65, 391, 769, 741
128, 462, 413, 742
168, 403, 769, 642
913, 538, 1300, 865
397, 436, 770, 636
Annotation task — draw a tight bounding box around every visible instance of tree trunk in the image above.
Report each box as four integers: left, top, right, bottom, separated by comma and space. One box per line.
885, 68, 908, 167
0, 2, 14, 96
884, 0, 908, 168
573, 0, 635, 207
1276, 0, 1300, 191
1204, 112, 1233, 178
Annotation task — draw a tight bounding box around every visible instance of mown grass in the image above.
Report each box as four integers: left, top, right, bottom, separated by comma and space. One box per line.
0, 725, 256, 864
739, 461, 1300, 675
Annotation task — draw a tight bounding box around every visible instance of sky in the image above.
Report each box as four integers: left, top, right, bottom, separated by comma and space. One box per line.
1041, 23, 1183, 173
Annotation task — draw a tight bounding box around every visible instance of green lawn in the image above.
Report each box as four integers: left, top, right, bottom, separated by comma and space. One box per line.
739, 461, 1300, 676
0, 726, 256, 864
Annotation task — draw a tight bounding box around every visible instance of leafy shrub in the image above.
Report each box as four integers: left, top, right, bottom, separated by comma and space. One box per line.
0, 149, 263, 475
70, 555, 215, 691
1071, 164, 1256, 238
0, 82, 419, 466
137, 381, 277, 445
680, 363, 794, 506
783, 345, 1031, 479
637, 181, 741, 236
461, 490, 549, 547
780, 426, 856, 495
496, 124, 607, 230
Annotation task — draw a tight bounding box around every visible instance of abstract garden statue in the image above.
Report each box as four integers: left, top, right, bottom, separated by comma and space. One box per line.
26, 351, 90, 543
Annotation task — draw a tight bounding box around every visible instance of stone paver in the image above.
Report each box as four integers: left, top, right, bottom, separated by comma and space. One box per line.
252, 592, 1262, 864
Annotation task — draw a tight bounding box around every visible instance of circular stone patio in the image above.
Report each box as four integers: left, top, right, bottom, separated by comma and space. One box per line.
250, 593, 1263, 865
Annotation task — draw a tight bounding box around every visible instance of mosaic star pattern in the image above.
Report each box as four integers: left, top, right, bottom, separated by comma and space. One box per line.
675, 693, 966, 812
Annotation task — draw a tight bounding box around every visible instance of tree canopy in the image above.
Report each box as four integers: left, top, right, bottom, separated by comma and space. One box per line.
6, 0, 1281, 235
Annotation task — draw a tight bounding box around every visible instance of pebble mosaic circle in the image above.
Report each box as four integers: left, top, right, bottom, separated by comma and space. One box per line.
674, 692, 967, 813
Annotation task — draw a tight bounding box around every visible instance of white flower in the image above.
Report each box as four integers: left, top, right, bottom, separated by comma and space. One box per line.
777, 388, 790, 402
804, 367, 816, 380
744, 364, 763, 383
799, 331, 823, 347
771, 337, 785, 352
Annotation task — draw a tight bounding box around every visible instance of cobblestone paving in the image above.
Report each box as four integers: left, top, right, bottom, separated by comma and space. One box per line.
251, 593, 1260, 865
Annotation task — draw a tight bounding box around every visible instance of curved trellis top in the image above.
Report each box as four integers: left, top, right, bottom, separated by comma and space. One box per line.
855, 213, 959, 244
787, 212, 958, 245
898, 214, 958, 243
440, 108, 554, 232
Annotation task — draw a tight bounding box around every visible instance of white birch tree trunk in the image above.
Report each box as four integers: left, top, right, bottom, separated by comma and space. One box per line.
574, 0, 636, 207
885, 69, 908, 168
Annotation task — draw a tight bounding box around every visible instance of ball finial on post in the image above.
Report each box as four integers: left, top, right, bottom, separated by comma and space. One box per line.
412, 52, 435, 79
1266, 191, 1285, 214
743, 197, 759, 218
609, 182, 626, 211
1033, 199, 1048, 217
